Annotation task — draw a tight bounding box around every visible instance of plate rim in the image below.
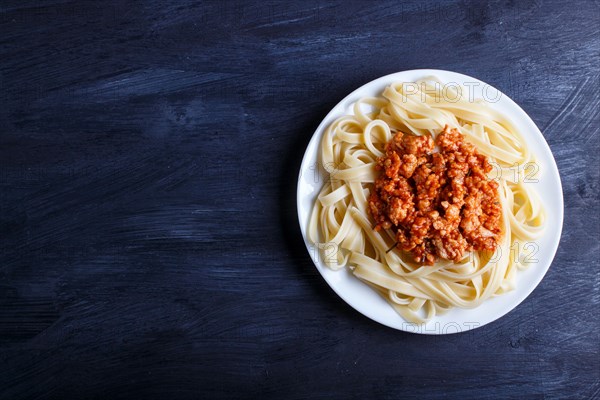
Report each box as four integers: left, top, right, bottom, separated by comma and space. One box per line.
296, 69, 564, 334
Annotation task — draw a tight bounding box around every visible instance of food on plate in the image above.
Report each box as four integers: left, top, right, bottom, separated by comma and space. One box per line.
308, 78, 545, 323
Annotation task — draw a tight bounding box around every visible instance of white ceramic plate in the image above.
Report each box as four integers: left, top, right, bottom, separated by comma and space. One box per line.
296, 69, 563, 334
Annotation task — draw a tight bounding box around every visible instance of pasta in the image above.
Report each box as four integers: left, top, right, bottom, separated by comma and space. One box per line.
308, 77, 546, 323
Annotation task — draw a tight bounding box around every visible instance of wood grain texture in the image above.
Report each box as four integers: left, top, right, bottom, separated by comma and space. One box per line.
0, 0, 599, 399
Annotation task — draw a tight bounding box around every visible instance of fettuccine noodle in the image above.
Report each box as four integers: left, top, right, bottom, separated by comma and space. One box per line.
308, 77, 545, 323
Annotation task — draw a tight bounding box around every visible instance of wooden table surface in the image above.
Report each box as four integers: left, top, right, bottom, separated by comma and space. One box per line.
1, 1, 599, 399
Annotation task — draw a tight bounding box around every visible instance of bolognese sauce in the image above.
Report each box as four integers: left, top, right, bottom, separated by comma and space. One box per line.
368, 125, 502, 265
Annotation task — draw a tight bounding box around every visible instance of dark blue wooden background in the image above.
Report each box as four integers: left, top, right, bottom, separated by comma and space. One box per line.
1, 1, 598, 399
